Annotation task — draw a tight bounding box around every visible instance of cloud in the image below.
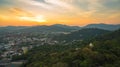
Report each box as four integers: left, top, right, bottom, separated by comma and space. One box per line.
0, 0, 120, 26
44, 0, 74, 10
17, 0, 78, 12
17, 0, 54, 10
9, 8, 34, 17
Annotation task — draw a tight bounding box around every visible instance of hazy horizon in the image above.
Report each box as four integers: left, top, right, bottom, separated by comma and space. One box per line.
0, 23, 120, 27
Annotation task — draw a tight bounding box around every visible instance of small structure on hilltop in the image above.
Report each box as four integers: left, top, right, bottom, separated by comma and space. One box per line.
89, 43, 94, 48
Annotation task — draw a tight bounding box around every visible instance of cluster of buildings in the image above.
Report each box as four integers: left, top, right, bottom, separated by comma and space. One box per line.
0, 42, 29, 67
0, 43, 30, 59
0, 33, 60, 60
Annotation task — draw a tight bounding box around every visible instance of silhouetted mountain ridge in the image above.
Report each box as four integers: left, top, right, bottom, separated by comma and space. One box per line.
0, 24, 119, 34
84, 23, 120, 31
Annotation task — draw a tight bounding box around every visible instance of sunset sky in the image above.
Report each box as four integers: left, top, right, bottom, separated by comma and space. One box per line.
0, 0, 120, 26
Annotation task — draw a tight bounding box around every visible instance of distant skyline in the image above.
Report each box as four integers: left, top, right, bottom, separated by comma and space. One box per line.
0, 0, 120, 26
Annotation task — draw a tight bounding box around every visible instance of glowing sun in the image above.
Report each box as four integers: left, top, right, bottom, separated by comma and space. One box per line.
19, 15, 46, 22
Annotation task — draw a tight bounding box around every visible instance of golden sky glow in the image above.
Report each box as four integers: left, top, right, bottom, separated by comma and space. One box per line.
0, 0, 120, 26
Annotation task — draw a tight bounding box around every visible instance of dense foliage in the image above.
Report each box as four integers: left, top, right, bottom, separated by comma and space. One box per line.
20, 29, 120, 67
52, 28, 110, 42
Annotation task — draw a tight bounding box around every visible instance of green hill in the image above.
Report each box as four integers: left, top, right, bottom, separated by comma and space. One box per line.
52, 28, 110, 42
18, 29, 120, 67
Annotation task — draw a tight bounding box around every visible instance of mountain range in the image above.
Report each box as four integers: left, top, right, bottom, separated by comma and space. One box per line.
84, 23, 120, 31
0, 23, 120, 34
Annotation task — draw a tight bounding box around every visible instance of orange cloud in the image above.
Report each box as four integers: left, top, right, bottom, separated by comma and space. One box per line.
9, 8, 34, 17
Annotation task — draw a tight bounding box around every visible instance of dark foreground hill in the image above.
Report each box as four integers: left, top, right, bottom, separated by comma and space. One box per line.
16, 29, 120, 67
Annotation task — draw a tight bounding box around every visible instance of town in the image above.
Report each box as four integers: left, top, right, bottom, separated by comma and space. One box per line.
0, 33, 60, 67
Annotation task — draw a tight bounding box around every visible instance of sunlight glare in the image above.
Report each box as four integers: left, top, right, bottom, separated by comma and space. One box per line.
19, 15, 46, 22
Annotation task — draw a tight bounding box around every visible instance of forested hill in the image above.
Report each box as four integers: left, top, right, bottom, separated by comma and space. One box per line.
93, 29, 120, 41
19, 29, 120, 67
52, 28, 110, 42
